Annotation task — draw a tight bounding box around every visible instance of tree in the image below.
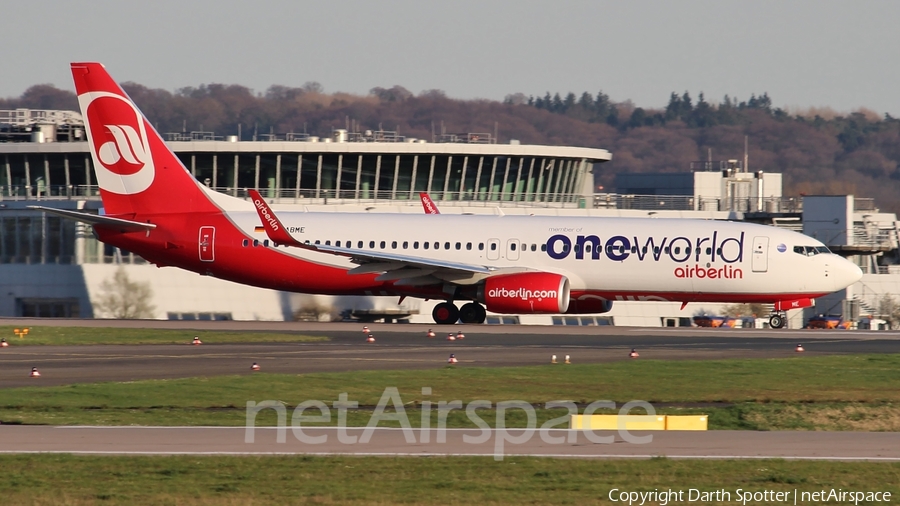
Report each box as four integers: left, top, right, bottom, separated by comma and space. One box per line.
92, 268, 156, 319
878, 295, 900, 327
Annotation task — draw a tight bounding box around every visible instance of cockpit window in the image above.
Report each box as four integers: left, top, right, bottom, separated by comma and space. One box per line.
794, 245, 831, 256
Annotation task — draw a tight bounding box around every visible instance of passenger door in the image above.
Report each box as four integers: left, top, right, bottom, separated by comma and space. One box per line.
199, 226, 215, 262
751, 236, 768, 272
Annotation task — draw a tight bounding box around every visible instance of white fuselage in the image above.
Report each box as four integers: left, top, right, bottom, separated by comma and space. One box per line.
224, 210, 861, 302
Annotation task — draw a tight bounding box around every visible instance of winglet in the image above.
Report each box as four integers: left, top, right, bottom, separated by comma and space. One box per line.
419, 192, 441, 214
248, 190, 304, 247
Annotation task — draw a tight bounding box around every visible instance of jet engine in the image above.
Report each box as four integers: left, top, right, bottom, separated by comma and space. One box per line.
481, 272, 570, 314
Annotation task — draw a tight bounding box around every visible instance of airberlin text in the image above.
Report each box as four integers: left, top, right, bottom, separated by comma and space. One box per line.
252, 198, 280, 232
546, 231, 745, 279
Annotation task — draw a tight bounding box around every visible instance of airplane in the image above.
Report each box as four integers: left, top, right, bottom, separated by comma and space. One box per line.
32, 62, 863, 328
420, 193, 440, 214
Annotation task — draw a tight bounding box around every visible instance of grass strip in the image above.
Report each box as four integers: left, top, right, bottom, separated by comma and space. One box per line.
0, 355, 898, 428
0, 455, 897, 505
0, 325, 327, 345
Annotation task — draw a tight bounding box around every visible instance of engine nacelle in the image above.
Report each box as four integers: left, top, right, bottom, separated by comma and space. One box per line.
481, 272, 570, 314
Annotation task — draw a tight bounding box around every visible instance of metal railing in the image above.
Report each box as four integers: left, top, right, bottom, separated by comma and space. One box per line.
592, 194, 802, 213
0, 185, 99, 201
238, 188, 583, 207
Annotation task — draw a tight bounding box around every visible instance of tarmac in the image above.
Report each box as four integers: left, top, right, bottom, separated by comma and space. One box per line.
1, 426, 899, 460
1, 322, 899, 387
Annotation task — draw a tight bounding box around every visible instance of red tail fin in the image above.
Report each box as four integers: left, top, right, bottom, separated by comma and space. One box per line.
71, 62, 213, 217
419, 192, 441, 214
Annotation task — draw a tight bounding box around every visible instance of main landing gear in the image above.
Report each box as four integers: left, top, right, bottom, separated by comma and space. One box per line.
769, 313, 786, 329
432, 301, 486, 324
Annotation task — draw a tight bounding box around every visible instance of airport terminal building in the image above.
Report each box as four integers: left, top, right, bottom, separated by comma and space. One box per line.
1, 108, 897, 328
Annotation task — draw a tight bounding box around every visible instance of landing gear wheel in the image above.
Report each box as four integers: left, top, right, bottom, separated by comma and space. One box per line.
459, 302, 487, 324
769, 314, 785, 329
432, 302, 460, 325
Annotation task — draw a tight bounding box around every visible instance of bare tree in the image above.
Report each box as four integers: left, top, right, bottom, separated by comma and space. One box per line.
878, 295, 900, 327
722, 302, 768, 318
92, 268, 156, 319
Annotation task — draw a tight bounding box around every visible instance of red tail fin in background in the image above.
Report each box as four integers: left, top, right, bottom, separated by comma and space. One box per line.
71, 62, 213, 217
419, 192, 441, 214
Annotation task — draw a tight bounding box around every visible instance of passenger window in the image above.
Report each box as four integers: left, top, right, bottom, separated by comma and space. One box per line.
369, 241, 375, 248
563, 244, 570, 252
674, 247, 680, 254
242, 239, 249, 247
434, 242, 439, 249
264, 240, 269, 247
716, 248, 722, 255
325, 240, 331, 246
414, 241, 419, 249
254, 240, 260, 247
541, 244, 547, 252
705, 247, 711, 254
478, 243, 484, 251
403, 241, 409, 249
391, 241, 397, 249
653, 247, 659, 254
531, 244, 537, 252
664, 247, 670, 254
335, 241, 341, 247
490, 243, 497, 251
444, 242, 450, 250
456, 242, 461, 250
642, 247, 648, 254
424, 242, 430, 250
314, 240, 320, 245
378, 241, 384, 249
511, 243, 517, 251
466, 242, 472, 250
631, 247, 637, 253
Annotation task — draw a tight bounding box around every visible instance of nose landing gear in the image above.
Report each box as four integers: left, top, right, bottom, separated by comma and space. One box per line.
769, 313, 786, 329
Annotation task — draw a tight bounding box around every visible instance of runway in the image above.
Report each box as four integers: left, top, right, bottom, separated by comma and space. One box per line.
1, 426, 898, 460
2, 321, 900, 387
1, 320, 899, 462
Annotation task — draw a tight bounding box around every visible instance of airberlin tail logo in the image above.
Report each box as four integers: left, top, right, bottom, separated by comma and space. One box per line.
81, 91, 155, 195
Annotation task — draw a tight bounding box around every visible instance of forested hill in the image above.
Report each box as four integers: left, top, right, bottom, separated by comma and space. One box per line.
3, 83, 899, 212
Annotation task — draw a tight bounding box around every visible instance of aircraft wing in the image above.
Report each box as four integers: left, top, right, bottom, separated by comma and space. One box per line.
27, 206, 156, 233
248, 190, 495, 283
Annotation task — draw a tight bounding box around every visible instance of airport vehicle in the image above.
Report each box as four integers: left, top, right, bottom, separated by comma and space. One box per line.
805, 315, 852, 329
33, 62, 863, 327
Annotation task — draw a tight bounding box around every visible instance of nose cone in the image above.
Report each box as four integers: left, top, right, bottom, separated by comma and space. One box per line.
832, 256, 863, 291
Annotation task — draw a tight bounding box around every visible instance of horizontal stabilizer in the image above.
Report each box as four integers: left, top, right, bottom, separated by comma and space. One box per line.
27, 206, 156, 232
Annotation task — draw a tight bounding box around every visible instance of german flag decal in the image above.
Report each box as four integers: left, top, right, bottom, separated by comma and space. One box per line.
254, 226, 264, 233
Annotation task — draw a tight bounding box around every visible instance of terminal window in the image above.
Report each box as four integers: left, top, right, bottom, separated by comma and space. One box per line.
16, 298, 80, 318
